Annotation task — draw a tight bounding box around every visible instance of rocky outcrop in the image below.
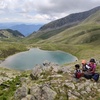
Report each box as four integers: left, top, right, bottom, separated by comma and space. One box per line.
13, 61, 100, 100
14, 86, 28, 100
30, 65, 43, 80
14, 84, 57, 100
30, 85, 57, 100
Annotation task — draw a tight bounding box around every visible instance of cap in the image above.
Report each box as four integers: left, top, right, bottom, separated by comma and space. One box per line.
82, 60, 86, 64
90, 58, 95, 63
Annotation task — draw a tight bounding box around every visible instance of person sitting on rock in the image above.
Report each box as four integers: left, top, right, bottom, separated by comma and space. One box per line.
73, 64, 82, 79
88, 58, 96, 75
81, 60, 91, 72
82, 58, 96, 79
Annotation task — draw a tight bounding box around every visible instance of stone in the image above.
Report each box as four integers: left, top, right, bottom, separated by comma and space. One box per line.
21, 95, 37, 100
64, 81, 75, 90
76, 83, 85, 90
42, 86, 57, 100
85, 87, 91, 93
14, 86, 28, 100
81, 91, 87, 95
30, 65, 43, 80
30, 85, 57, 100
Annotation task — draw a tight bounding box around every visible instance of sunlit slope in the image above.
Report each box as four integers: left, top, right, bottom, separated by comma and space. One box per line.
24, 26, 68, 43
0, 29, 25, 42
25, 10, 100, 45
45, 11, 100, 45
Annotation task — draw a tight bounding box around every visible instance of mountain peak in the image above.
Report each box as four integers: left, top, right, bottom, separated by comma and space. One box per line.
0, 29, 25, 39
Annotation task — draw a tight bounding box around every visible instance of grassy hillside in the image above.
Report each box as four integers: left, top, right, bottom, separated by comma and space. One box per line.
26, 11, 100, 60
1, 9, 100, 61
25, 10, 100, 45
24, 26, 69, 43
39, 6, 100, 31
36, 10, 100, 45
30, 43, 100, 61
0, 42, 27, 60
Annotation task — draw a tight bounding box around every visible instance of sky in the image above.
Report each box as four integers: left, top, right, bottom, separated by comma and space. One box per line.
0, 0, 100, 24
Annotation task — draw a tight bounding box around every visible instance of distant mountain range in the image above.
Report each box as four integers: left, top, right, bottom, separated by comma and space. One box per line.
0, 6, 100, 45
0, 23, 42, 36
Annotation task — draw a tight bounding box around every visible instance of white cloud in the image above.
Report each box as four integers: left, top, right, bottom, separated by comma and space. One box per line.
0, 1, 6, 10
0, 0, 100, 24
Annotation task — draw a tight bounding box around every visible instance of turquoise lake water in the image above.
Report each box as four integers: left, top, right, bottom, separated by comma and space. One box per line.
0, 48, 77, 70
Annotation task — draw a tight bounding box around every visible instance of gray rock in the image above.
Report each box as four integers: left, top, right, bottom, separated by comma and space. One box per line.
30, 85, 41, 99
43, 61, 60, 73
64, 80, 75, 90
30, 85, 57, 100
85, 86, 91, 93
30, 65, 43, 80
75, 83, 85, 90
48, 74, 63, 78
20, 77, 27, 83
60, 66, 72, 73
14, 86, 28, 100
42, 86, 57, 100
21, 95, 37, 100
68, 90, 78, 100
80, 91, 87, 95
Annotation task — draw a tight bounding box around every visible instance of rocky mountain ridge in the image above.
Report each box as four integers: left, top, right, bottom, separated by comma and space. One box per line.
0, 29, 25, 39
27, 6, 100, 44
39, 6, 100, 31
0, 23, 42, 36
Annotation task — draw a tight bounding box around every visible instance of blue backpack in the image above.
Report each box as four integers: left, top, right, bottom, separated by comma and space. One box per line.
92, 73, 99, 82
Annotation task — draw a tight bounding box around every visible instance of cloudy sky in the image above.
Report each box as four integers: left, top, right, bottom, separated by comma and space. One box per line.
0, 0, 100, 24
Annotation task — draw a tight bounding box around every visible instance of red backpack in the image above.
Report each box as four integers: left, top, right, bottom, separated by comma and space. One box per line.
76, 70, 82, 79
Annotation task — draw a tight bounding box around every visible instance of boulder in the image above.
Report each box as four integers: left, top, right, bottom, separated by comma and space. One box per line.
30, 85, 57, 100
21, 95, 36, 100
14, 86, 28, 100
64, 80, 75, 90
30, 65, 43, 80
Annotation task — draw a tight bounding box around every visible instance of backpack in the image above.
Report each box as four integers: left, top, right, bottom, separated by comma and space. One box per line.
92, 73, 99, 82
83, 65, 91, 71
75, 70, 82, 79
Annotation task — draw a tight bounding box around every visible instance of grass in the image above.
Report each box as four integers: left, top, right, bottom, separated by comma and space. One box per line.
30, 43, 100, 61
0, 71, 29, 100
0, 42, 28, 60
0, 76, 20, 100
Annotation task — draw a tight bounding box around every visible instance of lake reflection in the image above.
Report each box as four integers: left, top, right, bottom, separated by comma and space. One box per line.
0, 48, 77, 70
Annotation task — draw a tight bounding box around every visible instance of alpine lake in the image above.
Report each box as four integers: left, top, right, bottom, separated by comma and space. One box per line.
0, 48, 77, 70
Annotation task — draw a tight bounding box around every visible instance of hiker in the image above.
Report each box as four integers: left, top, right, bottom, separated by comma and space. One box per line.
88, 58, 99, 82
73, 64, 82, 79
82, 58, 98, 80
81, 60, 90, 72
88, 58, 96, 74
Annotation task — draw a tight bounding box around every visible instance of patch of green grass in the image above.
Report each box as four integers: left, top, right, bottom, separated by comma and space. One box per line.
0, 71, 29, 100
0, 42, 27, 59
0, 76, 21, 100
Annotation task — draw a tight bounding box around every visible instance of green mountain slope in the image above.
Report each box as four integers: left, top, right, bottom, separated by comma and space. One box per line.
26, 6, 100, 44
0, 29, 25, 41
34, 10, 99, 45
52, 12, 100, 43
25, 10, 100, 60
39, 6, 100, 31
